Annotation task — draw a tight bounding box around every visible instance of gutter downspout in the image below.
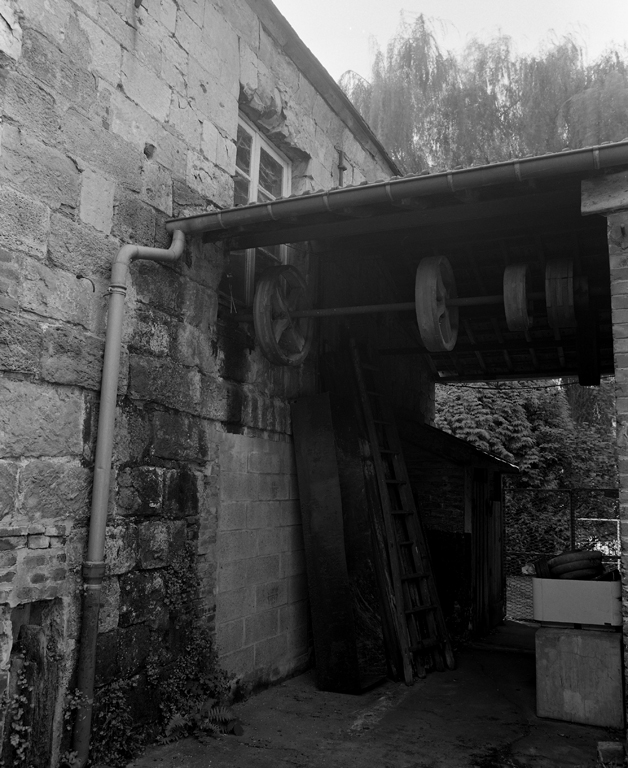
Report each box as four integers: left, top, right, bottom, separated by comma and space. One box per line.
72, 230, 185, 766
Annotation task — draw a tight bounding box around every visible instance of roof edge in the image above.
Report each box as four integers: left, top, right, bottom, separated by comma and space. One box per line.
166, 141, 628, 236
243, 0, 399, 176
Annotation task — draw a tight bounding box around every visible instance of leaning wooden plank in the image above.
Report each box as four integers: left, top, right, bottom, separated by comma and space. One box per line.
291, 394, 362, 693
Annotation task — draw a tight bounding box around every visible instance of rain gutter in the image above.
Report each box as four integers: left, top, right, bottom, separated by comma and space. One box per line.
165, 142, 628, 239
72, 230, 185, 766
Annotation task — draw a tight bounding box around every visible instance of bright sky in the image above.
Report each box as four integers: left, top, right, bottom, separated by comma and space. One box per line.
273, 0, 628, 82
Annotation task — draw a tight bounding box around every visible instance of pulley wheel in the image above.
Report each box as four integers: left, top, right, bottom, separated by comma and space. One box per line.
545, 258, 577, 328
503, 263, 532, 332
415, 256, 459, 352
253, 264, 314, 367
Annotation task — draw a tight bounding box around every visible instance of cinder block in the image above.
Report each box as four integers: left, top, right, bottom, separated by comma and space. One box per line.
216, 586, 255, 623
218, 644, 255, 677
536, 628, 624, 728
244, 608, 279, 646
216, 617, 244, 654
246, 501, 275, 529
253, 633, 288, 672
216, 529, 257, 563
246, 555, 281, 586
279, 600, 308, 634
280, 549, 306, 579
218, 502, 247, 532
217, 561, 247, 593
255, 579, 287, 611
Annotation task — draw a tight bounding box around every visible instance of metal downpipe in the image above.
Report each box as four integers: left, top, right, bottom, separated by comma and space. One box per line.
72, 230, 185, 765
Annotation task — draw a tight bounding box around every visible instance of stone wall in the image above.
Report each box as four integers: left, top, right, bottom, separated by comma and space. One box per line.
0, 0, 397, 760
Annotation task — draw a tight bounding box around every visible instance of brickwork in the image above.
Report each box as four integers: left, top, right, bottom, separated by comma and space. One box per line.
0, 0, 398, 756
582, 172, 628, 725
215, 432, 309, 685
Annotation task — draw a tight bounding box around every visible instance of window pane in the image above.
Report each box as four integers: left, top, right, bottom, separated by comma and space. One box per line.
236, 124, 253, 174
258, 147, 284, 199
234, 172, 250, 206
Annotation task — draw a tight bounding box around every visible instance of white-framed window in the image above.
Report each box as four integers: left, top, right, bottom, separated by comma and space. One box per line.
224, 116, 291, 307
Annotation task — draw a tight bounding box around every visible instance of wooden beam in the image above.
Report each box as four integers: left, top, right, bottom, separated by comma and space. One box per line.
219, 189, 581, 249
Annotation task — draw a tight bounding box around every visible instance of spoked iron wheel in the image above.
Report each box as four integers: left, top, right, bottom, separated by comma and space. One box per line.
253, 265, 314, 366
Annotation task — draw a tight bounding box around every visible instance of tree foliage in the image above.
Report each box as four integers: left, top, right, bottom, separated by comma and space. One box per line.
434, 380, 617, 489
340, 15, 628, 173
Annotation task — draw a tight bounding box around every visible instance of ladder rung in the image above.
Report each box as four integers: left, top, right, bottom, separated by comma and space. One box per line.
405, 605, 435, 615
380, 448, 398, 455
402, 571, 426, 580
385, 479, 406, 485
410, 639, 439, 652
398, 540, 415, 546
391, 509, 412, 515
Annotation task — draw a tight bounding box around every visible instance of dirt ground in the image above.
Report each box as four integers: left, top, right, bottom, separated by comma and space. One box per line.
129, 645, 624, 768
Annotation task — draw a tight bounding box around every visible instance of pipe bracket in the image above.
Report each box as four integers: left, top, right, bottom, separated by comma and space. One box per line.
83, 561, 106, 584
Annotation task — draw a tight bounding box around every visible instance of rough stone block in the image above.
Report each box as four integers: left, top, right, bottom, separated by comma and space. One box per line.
0, 462, 18, 520
119, 570, 167, 627
132, 258, 183, 315
21, 27, 97, 112
104, 524, 138, 576
175, 323, 217, 376
63, 108, 141, 192
0, 380, 83, 457
138, 520, 173, 569
48, 212, 119, 279
3, 71, 60, 148
20, 258, 96, 330
27, 535, 50, 549
79, 169, 115, 234
116, 466, 162, 517
185, 149, 234, 207
108, 88, 187, 178
163, 467, 201, 518
41, 326, 109, 391
0, 184, 50, 259
244, 608, 278, 647
112, 189, 156, 246
121, 50, 172, 122
0, 313, 42, 375
168, 94, 202, 150
95, 629, 120, 686
216, 586, 255, 624
141, 160, 173, 215
0, 124, 80, 212
152, 411, 209, 461
118, 623, 151, 676
129, 355, 201, 414
99, 576, 120, 633
76, 10, 122, 85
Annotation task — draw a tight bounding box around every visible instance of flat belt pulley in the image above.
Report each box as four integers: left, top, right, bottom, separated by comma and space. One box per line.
242, 257, 588, 364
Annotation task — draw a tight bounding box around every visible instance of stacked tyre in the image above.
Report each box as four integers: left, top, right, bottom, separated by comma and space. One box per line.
547, 550, 604, 580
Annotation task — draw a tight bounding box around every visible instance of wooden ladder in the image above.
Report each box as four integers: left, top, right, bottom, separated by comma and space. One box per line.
350, 341, 456, 682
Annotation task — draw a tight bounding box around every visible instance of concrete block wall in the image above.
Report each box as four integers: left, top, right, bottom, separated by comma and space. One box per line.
0, 0, 397, 755
215, 432, 309, 686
